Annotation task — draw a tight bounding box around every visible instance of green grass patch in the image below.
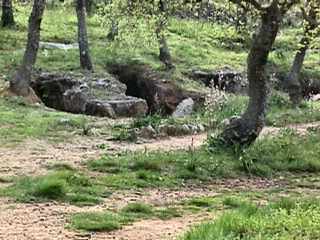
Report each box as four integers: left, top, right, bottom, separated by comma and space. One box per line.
1, 170, 106, 206
181, 198, 320, 240
241, 130, 320, 176
70, 212, 127, 232
0, 97, 89, 144
89, 130, 320, 190
120, 202, 154, 218
70, 203, 183, 232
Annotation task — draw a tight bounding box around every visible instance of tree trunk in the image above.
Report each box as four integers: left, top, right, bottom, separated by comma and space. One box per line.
218, 2, 281, 146
9, 0, 46, 99
107, 19, 118, 41
85, 0, 93, 16
286, 35, 309, 106
76, 0, 93, 71
1, 0, 15, 27
286, 7, 318, 106
156, 0, 174, 70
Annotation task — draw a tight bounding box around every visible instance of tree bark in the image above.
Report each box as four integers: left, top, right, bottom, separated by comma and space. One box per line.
286, 7, 319, 106
156, 0, 174, 70
107, 19, 118, 41
218, 1, 281, 146
9, 0, 45, 99
1, 0, 15, 27
76, 0, 93, 71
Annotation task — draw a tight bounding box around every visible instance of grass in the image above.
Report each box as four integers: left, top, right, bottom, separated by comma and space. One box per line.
110, 91, 320, 143
70, 202, 182, 232
186, 197, 217, 208
1, 4, 319, 88
240, 130, 320, 176
1, 5, 320, 145
1, 170, 106, 206
70, 212, 126, 232
0, 97, 90, 144
2, 124, 320, 204
181, 198, 320, 240
120, 202, 154, 218
87, 129, 320, 190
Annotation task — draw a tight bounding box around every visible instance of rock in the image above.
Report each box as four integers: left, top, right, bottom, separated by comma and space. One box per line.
139, 125, 157, 139
188, 124, 199, 133
31, 72, 148, 118
107, 97, 148, 117
198, 124, 205, 132
311, 94, 320, 101
62, 87, 88, 113
190, 68, 247, 94
181, 124, 190, 133
172, 98, 194, 118
84, 100, 116, 118
39, 42, 78, 50
108, 64, 205, 115
221, 116, 241, 127
159, 124, 191, 136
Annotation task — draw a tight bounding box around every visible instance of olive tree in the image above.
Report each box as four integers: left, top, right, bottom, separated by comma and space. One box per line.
76, 0, 94, 71
10, 0, 46, 101
1, 0, 15, 27
217, 0, 299, 147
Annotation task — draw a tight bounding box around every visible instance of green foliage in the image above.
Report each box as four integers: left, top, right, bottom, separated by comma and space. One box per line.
181, 198, 320, 240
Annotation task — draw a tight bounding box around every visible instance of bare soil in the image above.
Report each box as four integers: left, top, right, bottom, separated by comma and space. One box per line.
0, 122, 319, 240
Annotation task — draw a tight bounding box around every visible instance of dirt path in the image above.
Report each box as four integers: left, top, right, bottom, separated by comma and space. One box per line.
1, 121, 320, 178
0, 178, 282, 240
0, 121, 320, 240
0, 134, 207, 177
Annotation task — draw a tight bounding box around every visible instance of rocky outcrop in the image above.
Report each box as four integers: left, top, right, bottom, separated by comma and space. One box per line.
31, 72, 148, 118
190, 68, 247, 94
108, 64, 205, 115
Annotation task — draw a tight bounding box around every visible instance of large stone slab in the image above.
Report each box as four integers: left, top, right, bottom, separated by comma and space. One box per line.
31, 72, 148, 118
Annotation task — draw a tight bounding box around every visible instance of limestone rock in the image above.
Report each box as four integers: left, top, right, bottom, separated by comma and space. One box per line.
139, 125, 157, 139
172, 98, 194, 118
39, 42, 78, 50
31, 72, 148, 118
190, 68, 247, 94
